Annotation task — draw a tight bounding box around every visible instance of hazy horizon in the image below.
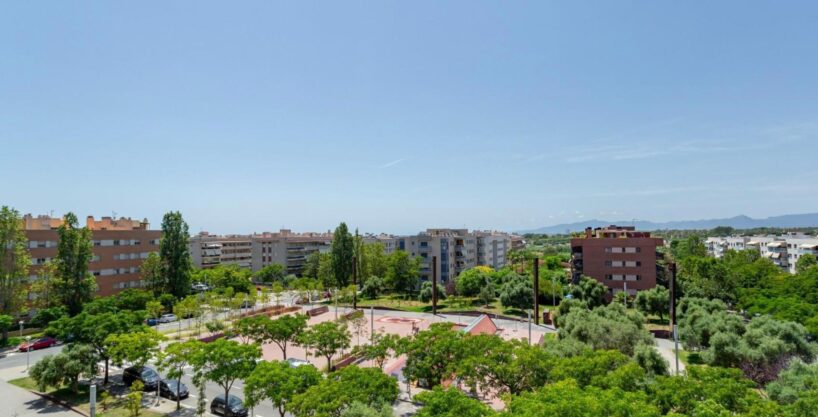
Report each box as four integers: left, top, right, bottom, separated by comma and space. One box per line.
3, 2, 818, 235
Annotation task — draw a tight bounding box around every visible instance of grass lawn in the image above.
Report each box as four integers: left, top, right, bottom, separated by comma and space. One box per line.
9, 377, 162, 417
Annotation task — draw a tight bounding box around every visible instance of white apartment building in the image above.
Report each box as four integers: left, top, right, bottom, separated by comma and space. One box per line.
189, 233, 253, 269
706, 234, 818, 273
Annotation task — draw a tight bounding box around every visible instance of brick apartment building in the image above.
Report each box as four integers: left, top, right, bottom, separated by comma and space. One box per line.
24, 214, 161, 297
570, 225, 663, 296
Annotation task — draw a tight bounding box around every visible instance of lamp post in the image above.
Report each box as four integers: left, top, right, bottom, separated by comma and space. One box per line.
25, 336, 31, 370
669, 262, 680, 375
527, 310, 532, 345
18, 320, 24, 338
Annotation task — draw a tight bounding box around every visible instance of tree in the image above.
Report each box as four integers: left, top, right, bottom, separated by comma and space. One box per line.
499, 273, 533, 311
255, 264, 286, 284
48, 310, 146, 384
235, 315, 270, 345
304, 321, 351, 371
402, 323, 464, 388
54, 212, 96, 316
418, 280, 446, 303
635, 287, 670, 323
0, 207, 29, 336
332, 222, 354, 288
29, 260, 59, 310
349, 313, 368, 346
141, 252, 165, 295
478, 283, 495, 307
558, 303, 654, 356
339, 402, 393, 417
30, 306, 66, 329
158, 340, 202, 410
318, 252, 336, 289
106, 329, 165, 370
455, 267, 492, 297
569, 276, 607, 308
385, 250, 420, 296
671, 235, 708, 260
414, 387, 495, 417
796, 254, 818, 274
303, 252, 321, 280
354, 332, 401, 370
146, 300, 164, 321
505, 379, 662, 417
267, 314, 309, 359
244, 360, 322, 417
456, 335, 553, 396
633, 343, 669, 377
160, 211, 192, 298
127, 381, 144, 417
191, 339, 261, 402
361, 276, 385, 299
289, 365, 399, 417
30, 344, 98, 394
362, 243, 389, 280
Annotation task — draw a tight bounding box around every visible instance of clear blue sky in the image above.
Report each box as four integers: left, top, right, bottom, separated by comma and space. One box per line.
2, 2, 818, 234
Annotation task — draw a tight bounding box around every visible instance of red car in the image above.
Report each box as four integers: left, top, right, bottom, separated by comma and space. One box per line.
18, 337, 58, 352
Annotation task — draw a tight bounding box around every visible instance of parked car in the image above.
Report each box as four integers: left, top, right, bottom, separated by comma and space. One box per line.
210, 394, 249, 417
158, 313, 178, 324
17, 337, 58, 352
159, 379, 189, 400
286, 358, 312, 368
191, 283, 210, 292
123, 366, 161, 390
145, 318, 158, 326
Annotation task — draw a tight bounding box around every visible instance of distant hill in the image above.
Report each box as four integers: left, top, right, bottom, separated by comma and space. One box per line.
520, 213, 818, 235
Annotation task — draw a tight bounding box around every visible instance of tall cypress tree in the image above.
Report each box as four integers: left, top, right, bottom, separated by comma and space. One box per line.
331, 222, 354, 287
160, 211, 192, 298
0, 206, 30, 339
54, 212, 96, 316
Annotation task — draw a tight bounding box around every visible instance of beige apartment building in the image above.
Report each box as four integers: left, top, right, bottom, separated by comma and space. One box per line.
24, 214, 161, 297
189, 232, 253, 269
251, 229, 333, 275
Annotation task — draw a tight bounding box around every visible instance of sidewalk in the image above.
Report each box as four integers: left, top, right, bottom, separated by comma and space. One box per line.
0, 378, 82, 417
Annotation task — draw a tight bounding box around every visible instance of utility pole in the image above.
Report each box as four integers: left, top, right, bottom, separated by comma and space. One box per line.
533, 258, 540, 325
89, 384, 96, 417
527, 310, 532, 345
352, 256, 357, 310
432, 256, 438, 315
370, 306, 374, 344
670, 262, 680, 375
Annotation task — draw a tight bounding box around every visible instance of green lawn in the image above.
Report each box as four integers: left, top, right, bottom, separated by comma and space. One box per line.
344, 295, 536, 319
9, 377, 162, 417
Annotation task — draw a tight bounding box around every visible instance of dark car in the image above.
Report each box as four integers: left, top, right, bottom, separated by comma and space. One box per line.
18, 337, 58, 352
145, 318, 158, 326
123, 366, 161, 390
210, 394, 248, 417
159, 379, 189, 400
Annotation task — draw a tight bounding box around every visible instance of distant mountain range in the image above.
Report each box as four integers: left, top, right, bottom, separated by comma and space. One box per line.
520, 213, 818, 235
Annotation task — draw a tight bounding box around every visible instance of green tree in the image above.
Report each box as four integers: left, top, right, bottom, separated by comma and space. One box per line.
340, 402, 393, 417
160, 211, 192, 298
127, 380, 144, 417
796, 253, 818, 274
318, 252, 336, 289
255, 264, 286, 284
48, 310, 146, 384
505, 379, 662, 417
30, 306, 66, 329
558, 303, 653, 356
415, 387, 495, 417
569, 276, 607, 308
289, 365, 399, 417
0, 207, 30, 338
385, 250, 420, 296
158, 340, 203, 410
146, 300, 164, 321
499, 273, 533, 311
671, 235, 708, 260
244, 360, 322, 417
332, 222, 354, 288
354, 332, 401, 370
402, 322, 464, 388
633, 343, 669, 377
267, 314, 309, 359
191, 339, 261, 403
30, 344, 98, 394
361, 276, 385, 299
302, 251, 321, 279
362, 243, 389, 280
235, 315, 270, 345
106, 329, 165, 370
29, 260, 59, 309
634, 287, 670, 323
418, 280, 446, 303
54, 212, 96, 316
141, 252, 165, 295
455, 267, 492, 297
304, 321, 351, 371
478, 283, 495, 307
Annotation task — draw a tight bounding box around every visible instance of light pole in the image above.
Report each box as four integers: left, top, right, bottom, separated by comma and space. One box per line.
25, 336, 31, 370
527, 310, 532, 345
18, 320, 24, 338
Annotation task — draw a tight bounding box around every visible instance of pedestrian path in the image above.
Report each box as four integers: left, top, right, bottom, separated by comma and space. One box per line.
0, 378, 82, 417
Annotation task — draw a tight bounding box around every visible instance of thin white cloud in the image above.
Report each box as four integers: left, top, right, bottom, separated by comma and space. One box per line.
378, 158, 406, 169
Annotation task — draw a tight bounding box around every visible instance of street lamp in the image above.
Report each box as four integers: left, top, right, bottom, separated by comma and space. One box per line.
25, 336, 31, 371
527, 310, 532, 345
18, 320, 24, 338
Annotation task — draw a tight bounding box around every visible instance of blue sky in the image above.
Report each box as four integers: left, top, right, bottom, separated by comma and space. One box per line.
2, 2, 818, 234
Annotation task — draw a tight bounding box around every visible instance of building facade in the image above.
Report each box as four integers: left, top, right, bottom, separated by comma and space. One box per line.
706, 234, 818, 274
24, 214, 161, 297
570, 225, 664, 296
251, 229, 333, 275
189, 233, 253, 269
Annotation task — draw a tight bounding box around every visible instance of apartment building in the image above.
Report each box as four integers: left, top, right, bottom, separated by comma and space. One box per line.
706, 234, 818, 274
24, 214, 161, 296
475, 231, 511, 270
251, 229, 333, 275
570, 225, 664, 296
189, 232, 253, 269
